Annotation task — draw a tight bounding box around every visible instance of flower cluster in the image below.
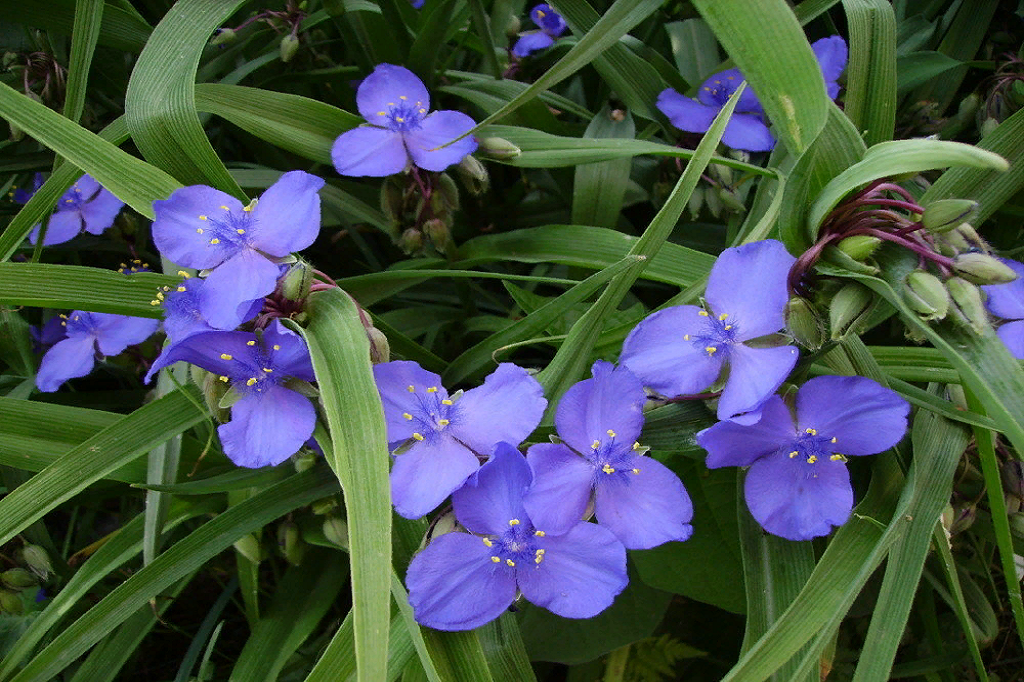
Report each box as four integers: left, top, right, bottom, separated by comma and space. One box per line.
14, 173, 125, 246
511, 4, 567, 58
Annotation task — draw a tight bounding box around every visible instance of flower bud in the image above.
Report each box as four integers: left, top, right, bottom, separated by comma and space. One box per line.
233, 533, 263, 564
423, 218, 452, 254
717, 187, 746, 213
322, 516, 348, 550
953, 253, 1018, 285
785, 297, 824, 350
921, 199, 978, 234
367, 326, 390, 364
429, 511, 458, 540
279, 34, 300, 62
477, 137, 521, 160
703, 185, 723, 219
686, 185, 704, 219
837, 235, 882, 261
311, 496, 339, 515
505, 15, 521, 39
277, 520, 306, 566
21, 544, 51, 580
829, 282, 875, 340
456, 155, 488, 195
1010, 512, 1024, 541
436, 172, 461, 210
708, 163, 732, 187
952, 223, 988, 252
903, 271, 950, 321
949, 504, 976, 535
293, 450, 317, 473
980, 116, 999, 138
380, 176, 406, 227
946, 276, 990, 335
209, 28, 237, 46
1003, 460, 1024, 501
0, 590, 23, 615
397, 228, 423, 254
2, 568, 38, 589
280, 260, 314, 301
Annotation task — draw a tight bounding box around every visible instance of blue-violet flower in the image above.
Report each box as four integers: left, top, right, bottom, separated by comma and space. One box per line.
511, 4, 567, 58
982, 257, 1024, 358
331, 64, 479, 177
373, 360, 546, 519
698, 375, 909, 541
28, 175, 125, 246
619, 239, 798, 423
406, 441, 628, 630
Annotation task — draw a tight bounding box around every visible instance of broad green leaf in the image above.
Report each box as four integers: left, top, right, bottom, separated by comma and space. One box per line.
896, 51, 964, 93
572, 104, 636, 229
0, 263, 177, 317
841, 0, 897, 145
664, 18, 718, 86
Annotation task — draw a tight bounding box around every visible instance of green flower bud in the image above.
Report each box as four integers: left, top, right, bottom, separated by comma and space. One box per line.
980, 116, 1000, 138
367, 326, 390, 365
209, 28, 237, 46
952, 223, 987, 252
903, 271, 950, 321
953, 252, 1018, 285
2, 568, 38, 589
708, 163, 732, 187
921, 199, 978, 234
1009, 512, 1024, 541
311, 496, 339, 515
397, 228, 423, 254
456, 155, 489, 195
836, 235, 882, 261
821, 245, 879, 275
829, 282, 875, 340
430, 511, 458, 540
948, 504, 976, 535
322, 516, 348, 550
0, 590, 23, 615
277, 520, 306, 566
280, 259, 314, 301
784, 297, 824, 350
717, 187, 746, 213
380, 176, 406, 228
279, 34, 300, 63
233, 533, 263, 564
423, 218, 452, 254
946, 276, 990, 335
703, 185, 723, 219
21, 544, 51, 580
477, 137, 521, 161
686, 185, 704, 219
437, 172, 461, 210
293, 450, 317, 473
505, 15, 521, 38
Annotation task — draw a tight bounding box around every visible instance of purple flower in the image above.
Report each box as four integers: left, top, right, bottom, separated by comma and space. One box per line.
406, 441, 628, 630
409, 0, 424, 7
331, 64, 479, 177
373, 360, 546, 519
698, 375, 909, 541
151, 171, 324, 330
146, 320, 316, 468
524, 361, 693, 550
12, 173, 44, 204
982, 258, 1024, 358
656, 35, 848, 152
619, 239, 798, 423
31, 316, 67, 353
28, 175, 125, 246
35, 311, 159, 392
511, 4, 567, 58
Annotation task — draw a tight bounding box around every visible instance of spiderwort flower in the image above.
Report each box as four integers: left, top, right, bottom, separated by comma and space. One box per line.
656, 35, 848, 152
406, 441, 628, 630
982, 258, 1024, 358
27, 175, 125, 246
620, 239, 798, 423
151, 171, 324, 330
373, 360, 546, 519
331, 64, 479, 177
511, 4, 567, 58
525, 361, 693, 550
698, 375, 909, 541
35, 311, 159, 392
146, 320, 316, 468
11, 172, 43, 204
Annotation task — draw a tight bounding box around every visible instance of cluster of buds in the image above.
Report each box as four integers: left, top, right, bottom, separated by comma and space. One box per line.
0, 543, 51, 615
210, 1, 308, 63
4, 49, 66, 138
381, 168, 462, 255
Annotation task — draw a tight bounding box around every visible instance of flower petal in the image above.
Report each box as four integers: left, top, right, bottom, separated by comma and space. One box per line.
982, 258, 1024, 320
531, 4, 566, 35
31, 210, 83, 246
997, 319, 1024, 359
744, 449, 853, 541
699, 395, 797, 468
198, 250, 282, 330
553, 361, 645, 456
512, 32, 555, 57
218, 386, 316, 468
406, 532, 517, 631
391, 436, 480, 519
705, 240, 795, 339
404, 111, 479, 172
812, 35, 848, 86
697, 69, 763, 113
619, 305, 725, 398
36, 336, 97, 392
373, 361, 447, 446
594, 455, 693, 549
331, 126, 410, 177
453, 442, 532, 535
264, 320, 315, 381
449, 363, 546, 455
148, 330, 262, 380
91, 314, 159, 356
79, 187, 125, 235
656, 88, 716, 134
524, 442, 596, 536
720, 114, 776, 152
250, 171, 325, 256
356, 64, 431, 122
518, 522, 627, 619
717, 343, 798, 421
794, 375, 909, 456
152, 186, 245, 269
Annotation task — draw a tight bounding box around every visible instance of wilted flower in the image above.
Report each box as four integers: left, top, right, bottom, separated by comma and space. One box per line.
981, 257, 1024, 358
406, 442, 628, 630
27, 175, 125, 246
511, 4, 567, 58
698, 375, 909, 541
331, 64, 478, 177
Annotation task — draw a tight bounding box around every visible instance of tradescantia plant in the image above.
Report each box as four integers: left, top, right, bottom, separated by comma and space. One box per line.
1, 0, 1023, 680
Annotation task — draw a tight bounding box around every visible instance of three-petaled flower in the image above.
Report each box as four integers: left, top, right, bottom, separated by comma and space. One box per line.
698, 375, 909, 541
151, 171, 324, 330
525, 361, 694, 549
331, 64, 478, 177
656, 35, 848, 151
982, 257, 1024, 358
373, 360, 546, 519
406, 442, 628, 630
511, 4, 567, 58
619, 239, 798, 423
27, 174, 125, 246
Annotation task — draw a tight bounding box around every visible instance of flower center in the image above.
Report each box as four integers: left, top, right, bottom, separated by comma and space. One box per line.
481, 519, 547, 568
684, 309, 738, 358
786, 428, 847, 468
405, 386, 458, 443
196, 202, 256, 249
216, 344, 281, 395
377, 99, 428, 132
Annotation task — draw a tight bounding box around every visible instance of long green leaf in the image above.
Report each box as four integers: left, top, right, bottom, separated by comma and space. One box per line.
841, 0, 897, 145
0, 263, 177, 317
59, 0, 104, 136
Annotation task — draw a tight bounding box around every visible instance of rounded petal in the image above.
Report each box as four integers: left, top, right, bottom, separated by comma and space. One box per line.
79, 188, 125, 235
31, 210, 83, 246
512, 32, 555, 57
391, 437, 480, 519
404, 111, 479, 172
717, 343, 798, 421
813, 35, 848, 85
36, 336, 97, 392
553, 361, 645, 456
795, 376, 909, 456
264, 320, 315, 381
531, 4, 566, 35
720, 114, 776, 152
148, 330, 262, 380
449, 363, 546, 455
619, 306, 724, 398
331, 126, 409, 177
356, 64, 430, 122
705, 240, 795, 339
524, 443, 596, 536
373, 361, 447, 445
594, 455, 693, 549
198, 250, 282, 330
91, 314, 160, 356
406, 533, 517, 631
656, 88, 716, 134
152, 186, 244, 269
518, 522, 627, 619
700, 395, 797, 468
697, 69, 763, 113
982, 258, 1024, 320
219, 387, 316, 468
744, 449, 853, 541
250, 171, 324, 255
997, 319, 1024, 359
453, 442, 532, 535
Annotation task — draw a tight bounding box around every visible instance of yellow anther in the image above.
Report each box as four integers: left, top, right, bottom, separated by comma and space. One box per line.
243, 203, 255, 212
210, 238, 220, 245
683, 334, 690, 340
218, 375, 229, 382
155, 292, 164, 300
724, 325, 733, 330
150, 300, 160, 306
718, 313, 728, 321
703, 87, 711, 91
591, 440, 600, 450
178, 270, 190, 277
535, 556, 544, 564
482, 537, 493, 547
505, 559, 515, 567
419, 108, 427, 114
831, 437, 837, 443
407, 385, 415, 392
196, 228, 204, 234
442, 399, 453, 405
412, 433, 424, 441
162, 286, 171, 291
830, 454, 846, 461
220, 353, 233, 360
698, 310, 709, 317
402, 413, 413, 420
534, 530, 545, 537
198, 215, 208, 221
607, 429, 616, 438
236, 228, 245, 234
395, 117, 405, 122
602, 464, 616, 474
536, 549, 545, 555
246, 377, 258, 386
805, 428, 817, 435
60, 321, 66, 326
632, 468, 641, 474
219, 205, 229, 210
176, 286, 186, 292
632, 441, 640, 450
491, 556, 500, 563
427, 386, 438, 393
273, 345, 280, 351
509, 519, 520, 526
438, 419, 450, 426
789, 451, 799, 458
387, 102, 395, 106
705, 346, 718, 355
59, 314, 68, 319
377, 111, 385, 116
263, 368, 273, 373
537, 9, 546, 15
806, 455, 817, 464
246, 340, 256, 346
399, 95, 408, 100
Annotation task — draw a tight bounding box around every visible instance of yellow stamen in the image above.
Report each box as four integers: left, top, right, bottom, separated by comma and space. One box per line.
505, 559, 515, 567
210, 238, 220, 245
632, 468, 641, 474
246, 340, 256, 346
219, 375, 229, 382
273, 345, 280, 351
806, 455, 817, 464
246, 377, 258, 386
831, 437, 837, 443
607, 429, 616, 437
789, 451, 799, 458
220, 353, 233, 360
402, 413, 413, 420
705, 346, 718, 355
805, 428, 817, 435
602, 464, 616, 474
178, 270, 189, 277
442, 399, 453, 405
534, 530, 545, 537
263, 368, 273, 373
196, 228, 204, 234
632, 441, 640, 450
509, 519, 520, 526
236, 228, 245, 234
683, 334, 690, 340
591, 440, 600, 450
412, 433, 424, 441
407, 385, 415, 392
718, 313, 728, 321
427, 386, 438, 393
482, 537, 493, 547
491, 556, 500, 563
198, 215, 207, 220
438, 419, 450, 426
176, 286, 186, 292
698, 310, 709, 317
